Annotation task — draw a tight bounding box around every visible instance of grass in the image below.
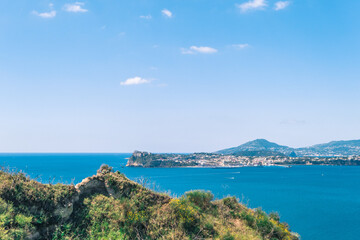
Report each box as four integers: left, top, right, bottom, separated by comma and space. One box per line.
0, 165, 299, 240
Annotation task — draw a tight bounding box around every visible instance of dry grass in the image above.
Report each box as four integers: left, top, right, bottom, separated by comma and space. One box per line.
0, 166, 299, 240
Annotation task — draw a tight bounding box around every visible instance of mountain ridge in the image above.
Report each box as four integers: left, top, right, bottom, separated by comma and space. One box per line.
216, 139, 360, 157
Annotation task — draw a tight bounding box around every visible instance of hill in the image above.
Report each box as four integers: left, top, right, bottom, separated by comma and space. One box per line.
216, 139, 294, 155
297, 140, 360, 156
216, 139, 360, 157
0, 165, 299, 240
233, 150, 287, 157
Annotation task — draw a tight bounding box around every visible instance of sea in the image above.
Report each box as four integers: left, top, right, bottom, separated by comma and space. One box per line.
1, 153, 359, 240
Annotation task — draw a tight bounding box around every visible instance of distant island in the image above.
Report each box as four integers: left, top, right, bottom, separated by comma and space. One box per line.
127, 139, 360, 168
216, 139, 360, 157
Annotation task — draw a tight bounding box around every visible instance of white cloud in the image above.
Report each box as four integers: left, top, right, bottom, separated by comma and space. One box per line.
232, 44, 250, 50
274, 1, 290, 10
181, 46, 218, 54
162, 9, 173, 18
191, 46, 218, 53
236, 0, 267, 12
181, 48, 195, 55
140, 15, 152, 20
32, 10, 57, 18
120, 77, 150, 86
64, 2, 88, 13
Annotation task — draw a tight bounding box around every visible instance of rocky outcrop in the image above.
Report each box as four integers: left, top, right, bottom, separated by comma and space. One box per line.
75, 175, 109, 199
28, 171, 120, 239
126, 151, 151, 167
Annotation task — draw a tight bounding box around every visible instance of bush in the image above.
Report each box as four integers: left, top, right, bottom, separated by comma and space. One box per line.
222, 197, 239, 210
14, 214, 32, 228
269, 212, 280, 222
222, 232, 235, 240
170, 198, 200, 233
0, 198, 33, 239
97, 164, 113, 174
185, 190, 213, 210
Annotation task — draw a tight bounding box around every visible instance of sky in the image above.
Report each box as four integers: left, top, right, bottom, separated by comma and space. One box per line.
0, 0, 359, 153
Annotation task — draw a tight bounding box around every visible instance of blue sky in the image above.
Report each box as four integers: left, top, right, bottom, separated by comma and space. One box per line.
0, 0, 359, 153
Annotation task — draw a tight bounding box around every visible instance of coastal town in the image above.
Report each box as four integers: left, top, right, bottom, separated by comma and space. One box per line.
127, 151, 360, 168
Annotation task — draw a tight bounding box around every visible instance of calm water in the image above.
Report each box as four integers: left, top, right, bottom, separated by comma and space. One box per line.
1, 153, 360, 240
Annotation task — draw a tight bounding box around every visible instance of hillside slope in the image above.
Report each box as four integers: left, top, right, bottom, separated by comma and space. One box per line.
0, 165, 299, 240
217, 139, 360, 156
216, 139, 294, 155
297, 140, 360, 156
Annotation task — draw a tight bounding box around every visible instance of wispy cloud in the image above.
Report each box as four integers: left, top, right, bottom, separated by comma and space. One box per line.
181, 46, 218, 54
181, 48, 195, 55
232, 44, 250, 50
120, 77, 151, 86
236, 0, 267, 12
140, 15, 152, 20
32, 3, 56, 18
63, 2, 88, 13
274, 1, 290, 11
191, 46, 218, 54
33, 10, 57, 18
162, 9, 173, 18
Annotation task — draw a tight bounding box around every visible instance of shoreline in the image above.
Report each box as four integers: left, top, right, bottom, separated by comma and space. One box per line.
125, 164, 360, 169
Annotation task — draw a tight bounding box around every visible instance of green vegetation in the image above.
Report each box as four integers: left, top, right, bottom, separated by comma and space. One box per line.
127, 151, 199, 167
217, 138, 360, 157
216, 139, 293, 156
0, 165, 299, 239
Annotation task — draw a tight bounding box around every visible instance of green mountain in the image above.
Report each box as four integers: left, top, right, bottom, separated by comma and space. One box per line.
216, 139, 293, 155
233, 150, 287, 157
0, 165, 299, 240
216, 139, 360, 157
297, 140, 360, 156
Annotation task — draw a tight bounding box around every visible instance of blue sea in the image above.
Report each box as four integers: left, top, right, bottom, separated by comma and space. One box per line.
1, 153, 359, 240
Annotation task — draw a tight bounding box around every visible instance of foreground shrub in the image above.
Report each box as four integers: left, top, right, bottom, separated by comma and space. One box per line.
97, 164, 113, 174
185, 190, 214, 210
0, 198, 33, 239
170, 198, 200, 233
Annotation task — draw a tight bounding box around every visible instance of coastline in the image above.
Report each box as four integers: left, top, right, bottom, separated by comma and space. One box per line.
127, 151, 360, 168
125, 164, 360, 168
